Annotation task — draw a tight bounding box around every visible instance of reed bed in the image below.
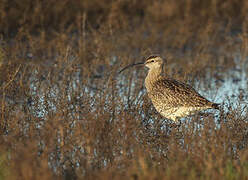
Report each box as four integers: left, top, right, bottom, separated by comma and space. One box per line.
1, 0, 248, 179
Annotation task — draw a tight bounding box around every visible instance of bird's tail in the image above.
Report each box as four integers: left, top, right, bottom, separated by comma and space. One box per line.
211, 103, 220, 110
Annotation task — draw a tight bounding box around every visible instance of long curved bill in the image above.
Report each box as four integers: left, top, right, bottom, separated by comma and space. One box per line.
119, 62, 144, 74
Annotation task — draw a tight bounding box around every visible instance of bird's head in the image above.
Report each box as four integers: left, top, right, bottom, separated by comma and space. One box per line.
118, 55, 164, 74
144, 55, 164, 69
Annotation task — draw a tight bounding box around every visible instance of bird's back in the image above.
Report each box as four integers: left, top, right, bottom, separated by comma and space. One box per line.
149, 77, 214, 107
152, 77, 212, 106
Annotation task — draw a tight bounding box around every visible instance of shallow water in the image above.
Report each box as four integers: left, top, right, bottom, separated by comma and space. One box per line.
198, 63, 248, 112
5, 55, 247, 173
20, 54, 248, 123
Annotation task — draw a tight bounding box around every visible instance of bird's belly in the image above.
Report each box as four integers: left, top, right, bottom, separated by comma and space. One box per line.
154, 105, 205, 121
148, 92, 211, 121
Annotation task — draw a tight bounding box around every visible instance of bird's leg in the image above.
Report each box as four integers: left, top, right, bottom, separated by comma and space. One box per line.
175, 119, 182, 129
173, 119, 182, 135
171, 118, 183, 138
168, 118, 182, 131
165, 120, 183, 138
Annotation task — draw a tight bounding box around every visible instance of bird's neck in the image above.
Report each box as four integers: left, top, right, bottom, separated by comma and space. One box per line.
145, 67, 163, 92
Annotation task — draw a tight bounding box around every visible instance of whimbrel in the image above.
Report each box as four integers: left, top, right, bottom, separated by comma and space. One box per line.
120, 55, 219, 121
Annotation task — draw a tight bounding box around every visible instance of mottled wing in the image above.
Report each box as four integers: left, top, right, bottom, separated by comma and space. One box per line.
150, 78, 211, 108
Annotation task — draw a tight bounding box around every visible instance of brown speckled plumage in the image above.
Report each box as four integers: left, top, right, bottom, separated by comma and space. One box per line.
144, 55, 219, 121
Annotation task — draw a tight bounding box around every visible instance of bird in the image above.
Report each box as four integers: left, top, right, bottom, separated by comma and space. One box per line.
119, 55, 220, 122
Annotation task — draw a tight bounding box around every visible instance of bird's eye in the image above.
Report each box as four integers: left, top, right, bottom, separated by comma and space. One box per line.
151, 60, 154, 63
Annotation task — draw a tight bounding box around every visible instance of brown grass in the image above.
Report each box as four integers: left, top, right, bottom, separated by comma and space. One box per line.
1, 0, 248, 179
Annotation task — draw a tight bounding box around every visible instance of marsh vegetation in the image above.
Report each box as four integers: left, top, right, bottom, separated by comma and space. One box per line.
1, 0, 248, 179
